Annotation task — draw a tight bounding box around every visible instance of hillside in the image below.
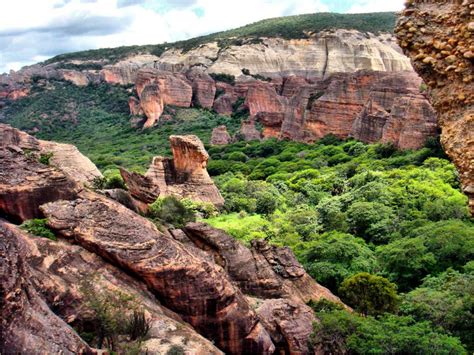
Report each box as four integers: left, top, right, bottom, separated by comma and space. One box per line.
1, 5, 474, 354
44, 12, 397, 64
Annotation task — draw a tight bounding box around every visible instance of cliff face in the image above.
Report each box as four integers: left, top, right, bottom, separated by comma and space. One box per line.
1, 29, 439, 149
396, 0, 474, 214
0, 124, 344, 354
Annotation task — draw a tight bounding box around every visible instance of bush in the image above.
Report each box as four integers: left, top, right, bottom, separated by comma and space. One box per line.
148, 196, 196, 227
39, 152, 53, 165
20, 219, 56, 241
338, 272, 399, 316
302, 232, 378, 291
347, 201, 396, 243
209, 73, 235, 85
309, 302, 467, 355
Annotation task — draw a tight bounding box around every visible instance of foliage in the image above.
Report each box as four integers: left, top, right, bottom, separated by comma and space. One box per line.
126, 310, 151, 341
181, 198, 218, 218
149, 196, 196, 228
166, 345, 186, 355
301, 232, 379, 291
20, 219, 57, 241
209, 73, 235, 85
338, 272, 399, 316
376, 220, 474, 290
401, 269, 474, 351
308, 300, 467, 355
38, 152, 53, 165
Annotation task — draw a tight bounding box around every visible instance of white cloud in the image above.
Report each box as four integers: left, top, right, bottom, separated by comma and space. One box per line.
346, 0, 404, 13
0, 0, 397, 73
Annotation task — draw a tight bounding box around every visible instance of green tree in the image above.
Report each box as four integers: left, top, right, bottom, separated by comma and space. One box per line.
347, 201, 396, 243
301, 232, 378, 291
401, 269, 474, 351
149, 196, 195, 227
338, 272, 399, 316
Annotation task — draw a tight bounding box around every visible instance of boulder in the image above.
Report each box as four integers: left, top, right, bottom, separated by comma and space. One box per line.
119, 167, 160, 204
255, 299, 316, 355
211, 125, 232, 145
396, 0, 474, 214
239, 118, 262, 141
0, 148, 80, 222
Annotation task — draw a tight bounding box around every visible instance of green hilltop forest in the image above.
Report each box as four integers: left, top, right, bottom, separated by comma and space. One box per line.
45, 12, 396, 64
2, 76, 473, 353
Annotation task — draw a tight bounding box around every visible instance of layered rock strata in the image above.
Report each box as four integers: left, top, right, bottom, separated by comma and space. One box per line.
0, 221, 92, 354
211, 125, 232, 145
396, 0, 474, 214
144, 135, 225, 207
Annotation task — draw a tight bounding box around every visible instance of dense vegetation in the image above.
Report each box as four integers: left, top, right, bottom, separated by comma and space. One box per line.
2, 77, 473, 352
204, 137, 473, 352
44, 12, 396, 64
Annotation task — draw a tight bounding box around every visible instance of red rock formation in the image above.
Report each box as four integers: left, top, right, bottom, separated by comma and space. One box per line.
9, 220, 223, 354
0, 148, 80, 222
187, 69, 216, 108
396, 0, 474, 214
134, 69, 193, 127
211, 125, 232, 145
119, 167, 160, 204
128, 96, 143, 116
145, 135, 225, 207
255, 299, 316, 355
240, 118, 262, 141
213, 92, 237, 115
0, 221, 91, 354
40, 190, 274, 354
183, 223, 342, 305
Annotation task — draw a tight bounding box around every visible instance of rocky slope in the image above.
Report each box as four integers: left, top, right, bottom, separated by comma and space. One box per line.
1, 25, 438, 149
0, 124, 343, 354
396, 0, 474, 214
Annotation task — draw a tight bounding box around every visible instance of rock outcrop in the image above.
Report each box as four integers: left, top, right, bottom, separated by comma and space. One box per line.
145, 135, 225, 207
0, 126, 345, 354
211, 125, 232, 145
40, 190, 274, 355
135, 69, 192, 127
0, 221, 91, 354
396, 0, 474, 214
6, 220, 223, 355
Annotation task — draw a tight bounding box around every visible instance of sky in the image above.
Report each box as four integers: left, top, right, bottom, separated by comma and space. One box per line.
0, 0, 405, 74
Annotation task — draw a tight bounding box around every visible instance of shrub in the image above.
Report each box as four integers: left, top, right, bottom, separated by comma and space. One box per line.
166, 345, 185, 355
209, 73, 235, 85
126, 310, 151, 341
20, 219, 56, 241
39, 152, 53, 165
149, 196, 196, 227
338, 272, 399, 316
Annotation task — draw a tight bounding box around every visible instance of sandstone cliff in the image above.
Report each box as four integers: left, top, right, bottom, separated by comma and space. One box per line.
396, 0, 474, 214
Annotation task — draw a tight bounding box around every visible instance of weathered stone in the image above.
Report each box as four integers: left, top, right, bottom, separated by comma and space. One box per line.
0, 221, 91, 354
211, 125, 232, 145
255, 299, 316, 355
40, 190, 273, 354
145, 135, 224, 207
239, 118, 262, 141
397, 0, 474, 214
7, 220, 223, 355
182, 222, 343, 305
119, 167, 160, 204
0, 149, 80, 222
187, 69, 216, 109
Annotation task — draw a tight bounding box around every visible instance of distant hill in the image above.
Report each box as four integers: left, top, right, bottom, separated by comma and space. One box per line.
45, 12, 397, 64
